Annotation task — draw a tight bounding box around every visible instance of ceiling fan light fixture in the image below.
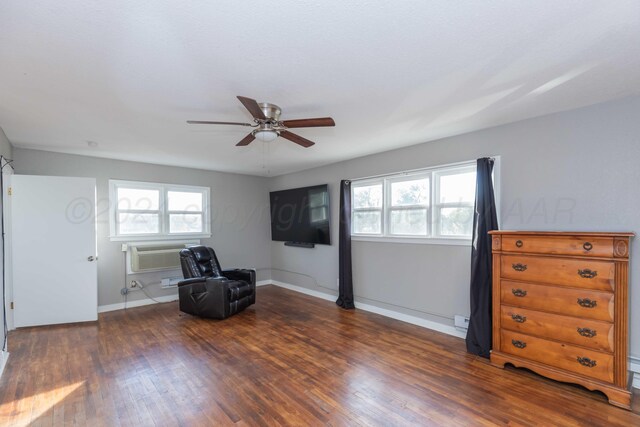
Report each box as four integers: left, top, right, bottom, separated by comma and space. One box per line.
187, 96, 334, 147
254, 129, 279, 142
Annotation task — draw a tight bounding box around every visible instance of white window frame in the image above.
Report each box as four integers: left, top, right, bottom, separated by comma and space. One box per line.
433, 165, 476, 238
385, 173, 431, 237
351, 182, 384, 234
351, 158, 500, 246
109, 180, 211, 241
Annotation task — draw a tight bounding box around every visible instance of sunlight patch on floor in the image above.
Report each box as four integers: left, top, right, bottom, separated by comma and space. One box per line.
0, 381, 85, 426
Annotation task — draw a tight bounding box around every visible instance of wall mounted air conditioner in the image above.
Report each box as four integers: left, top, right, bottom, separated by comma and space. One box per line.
126, 240, 199, 274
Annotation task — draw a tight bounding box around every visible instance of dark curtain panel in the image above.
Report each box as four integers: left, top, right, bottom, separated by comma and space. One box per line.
466, 157, 499, 358
336, 180, 355, 309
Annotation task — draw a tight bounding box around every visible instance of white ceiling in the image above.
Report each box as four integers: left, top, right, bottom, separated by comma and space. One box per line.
1, 1, 639, 176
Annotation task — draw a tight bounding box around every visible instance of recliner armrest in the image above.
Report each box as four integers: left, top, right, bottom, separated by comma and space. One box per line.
222, 268, 256, 285
178, 277, 208, 287
179, 276, 232, 287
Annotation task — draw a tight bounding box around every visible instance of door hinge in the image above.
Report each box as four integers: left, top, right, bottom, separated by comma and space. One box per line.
7, 187, 11, 196
9, 302, 13, 309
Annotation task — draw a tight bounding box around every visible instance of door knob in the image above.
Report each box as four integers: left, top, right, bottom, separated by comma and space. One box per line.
87, 256, 97, 262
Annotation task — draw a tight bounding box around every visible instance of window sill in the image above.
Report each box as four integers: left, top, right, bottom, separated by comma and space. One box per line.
351, 235, 471, 246
109, 233, 211, 242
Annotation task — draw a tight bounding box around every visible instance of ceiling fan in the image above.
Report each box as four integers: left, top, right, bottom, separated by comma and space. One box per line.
187, 96, 335, 148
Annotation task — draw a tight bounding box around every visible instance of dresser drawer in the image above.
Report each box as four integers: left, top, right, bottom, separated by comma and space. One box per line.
501, 330, 614, 383
501, 306, 614, 353
501, 280, 614, 322
501, 235, 613, 258
501, 255, 615, 291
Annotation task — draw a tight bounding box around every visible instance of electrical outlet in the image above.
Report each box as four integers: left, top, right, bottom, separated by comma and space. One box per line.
130, 280, 137, 288
121, 243, 128, 252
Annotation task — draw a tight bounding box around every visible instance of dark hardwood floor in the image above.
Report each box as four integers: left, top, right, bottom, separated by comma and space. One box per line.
0, 285, 638, 426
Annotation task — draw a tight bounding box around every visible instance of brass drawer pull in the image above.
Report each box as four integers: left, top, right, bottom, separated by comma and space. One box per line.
511, 314, 527, 323
577, 298, 597, 308
512, 263, 527, 272
583, 242, 593, 251
515, 240, 523, 248
512, 289, 527, 297
511, 340, 527, 349
577, 357, 597, 368
577, 327, 597, 338
578, 269, 598, 279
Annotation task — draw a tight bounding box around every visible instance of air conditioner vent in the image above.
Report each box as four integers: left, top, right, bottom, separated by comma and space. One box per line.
127, 241, 198, 274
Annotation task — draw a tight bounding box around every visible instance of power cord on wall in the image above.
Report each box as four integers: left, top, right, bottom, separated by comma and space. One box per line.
260, 267, 337, 293
122, 251, 128, 309
263, 266, 454, 321
122, 249, 174, 308
1, 156, 15, 353
129, 279, 168, 304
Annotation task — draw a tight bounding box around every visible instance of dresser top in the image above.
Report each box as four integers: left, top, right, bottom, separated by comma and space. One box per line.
488, 230, 634, 237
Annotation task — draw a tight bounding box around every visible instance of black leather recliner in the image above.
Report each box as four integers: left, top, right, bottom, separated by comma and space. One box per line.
178, 246, 256, 319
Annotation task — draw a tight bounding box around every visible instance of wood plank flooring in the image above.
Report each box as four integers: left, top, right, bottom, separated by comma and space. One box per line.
0, 285, 638, 426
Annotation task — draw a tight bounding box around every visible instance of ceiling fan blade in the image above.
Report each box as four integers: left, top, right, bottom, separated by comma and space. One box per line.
281, 117, 335, 128
236, 133, 256, 146
187, 120, 254, 126
280, 130, 315, 148
237, 96, 266, 120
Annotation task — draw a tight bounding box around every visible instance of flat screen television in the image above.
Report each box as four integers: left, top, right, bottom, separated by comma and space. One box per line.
270, 184, 331, 246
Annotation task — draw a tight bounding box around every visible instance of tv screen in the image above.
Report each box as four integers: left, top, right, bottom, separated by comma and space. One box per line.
270, 184, 331, 245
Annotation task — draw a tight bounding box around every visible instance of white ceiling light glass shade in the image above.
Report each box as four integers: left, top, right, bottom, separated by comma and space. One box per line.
254, 130, 279, 142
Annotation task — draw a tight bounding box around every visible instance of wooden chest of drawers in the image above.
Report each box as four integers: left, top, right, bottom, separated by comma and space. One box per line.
489, 231, 633, 409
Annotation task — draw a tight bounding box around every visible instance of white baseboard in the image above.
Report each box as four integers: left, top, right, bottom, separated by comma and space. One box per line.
266, 280, 466, 339
98, 280, 272, 313
0, 351, 8, 379
98, 294, 179, 313
99, 281, 272, 313
630, 357, 640, 390
269, 280, 337, 302
353, 299, 467, 339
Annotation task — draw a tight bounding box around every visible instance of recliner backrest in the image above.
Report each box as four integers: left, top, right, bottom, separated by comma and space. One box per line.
180, 246, 224, 279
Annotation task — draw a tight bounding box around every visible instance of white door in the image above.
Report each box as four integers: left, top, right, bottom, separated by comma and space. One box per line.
11, 175, 97, 327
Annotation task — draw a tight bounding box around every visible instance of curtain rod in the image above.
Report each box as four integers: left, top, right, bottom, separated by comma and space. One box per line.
349, 157, 495, 182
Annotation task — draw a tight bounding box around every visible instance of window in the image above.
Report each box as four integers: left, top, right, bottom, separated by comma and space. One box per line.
388, 176, 429, 236
109, 180, 210, 240
435, 168, 476, 237
352, 183, 383, 233
351, 160, 498, 244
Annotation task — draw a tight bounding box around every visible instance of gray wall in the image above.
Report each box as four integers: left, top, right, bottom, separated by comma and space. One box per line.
0, 128, 12, 354
269, 95, 640, 359
12, 148, 271, 307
